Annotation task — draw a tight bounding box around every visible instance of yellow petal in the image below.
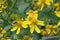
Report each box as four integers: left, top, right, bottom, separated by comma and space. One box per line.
53, 30, 57, 34
45, 0, 53, 6
11, 26, 17, 31
55, 11, 60, 17
56, 7, 60, 10
58, 21, 60, 26
22, 21, 29, 28
30, 25, 34, 34
35, 25, 40, 33
40, 4, 44, 10
46, 29, 51, 34
37, 20, 44, 26
16, 27, 20, 34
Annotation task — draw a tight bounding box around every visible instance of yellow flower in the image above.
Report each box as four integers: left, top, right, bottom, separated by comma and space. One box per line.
37, 0, 53, 6
26, 10, 38, 19
0, 27, 6, 37
45, 24, 58, 35
24, 10, 45, 33
0, 35, 11, 40
36, 0, 53, 10
11, 18, 28, 34
54, 11, 60, 17
23, 35, 33, 40
0, 0, 7, 13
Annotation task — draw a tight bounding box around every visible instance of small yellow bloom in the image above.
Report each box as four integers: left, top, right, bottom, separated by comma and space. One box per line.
23, 35, 33, 40
37, 0, 53, 10
37, 0, 53, 6
45, 24, 58, 36
0, 36, 11, 40
0, 0, 7, 13
0, 27, 6, 37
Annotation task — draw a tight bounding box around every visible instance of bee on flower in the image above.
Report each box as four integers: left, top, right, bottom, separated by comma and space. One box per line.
11, 18, 28, 34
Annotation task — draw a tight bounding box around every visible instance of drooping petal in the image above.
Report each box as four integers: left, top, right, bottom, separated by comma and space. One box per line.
35, 25, 40, 33
30, 25, 34, 34
16, 27, 20, 34
58, 21, 60, 26
11, 26, 17, 31
37, 20, 44, 26
40, 4, 44, 11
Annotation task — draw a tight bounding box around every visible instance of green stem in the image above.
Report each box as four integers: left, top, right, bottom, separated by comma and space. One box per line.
7, 0, 17, 19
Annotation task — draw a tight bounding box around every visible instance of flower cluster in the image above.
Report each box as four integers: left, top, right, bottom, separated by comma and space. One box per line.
0, 0, 7, 13
0, 0, 60, 40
